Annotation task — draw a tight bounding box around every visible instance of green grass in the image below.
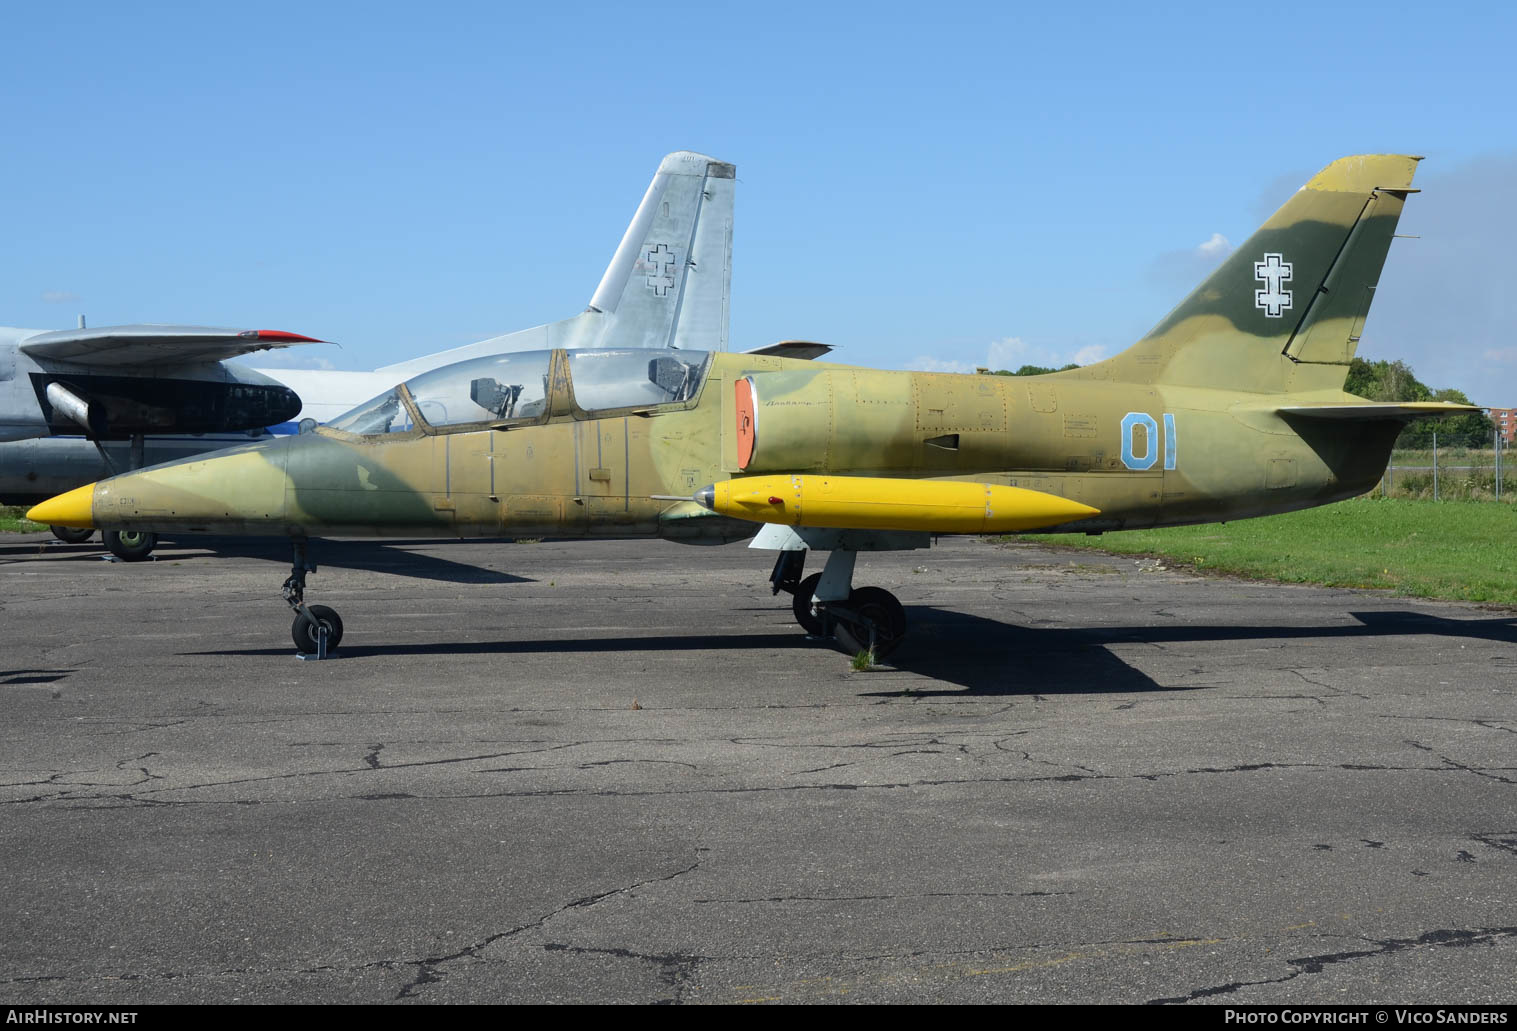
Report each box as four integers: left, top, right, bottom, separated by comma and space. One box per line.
1015, 497, 1517, 606
0, 506, 46, 533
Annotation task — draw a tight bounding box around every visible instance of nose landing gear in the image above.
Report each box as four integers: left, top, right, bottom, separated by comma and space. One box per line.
283, 539, 343, 657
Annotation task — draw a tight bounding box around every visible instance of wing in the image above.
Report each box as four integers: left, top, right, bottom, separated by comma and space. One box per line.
20, 325, 322, 367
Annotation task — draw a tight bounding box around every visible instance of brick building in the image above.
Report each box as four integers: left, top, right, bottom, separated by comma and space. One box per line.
1491, 408, 1516, 446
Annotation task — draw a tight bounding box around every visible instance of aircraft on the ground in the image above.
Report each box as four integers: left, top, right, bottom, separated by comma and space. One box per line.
0, 321, 316, 556
30, 154, 1478, 657
6, 150, 736, 558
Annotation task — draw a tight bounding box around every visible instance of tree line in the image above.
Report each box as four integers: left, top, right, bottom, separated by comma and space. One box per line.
1342, 358, 1495, 449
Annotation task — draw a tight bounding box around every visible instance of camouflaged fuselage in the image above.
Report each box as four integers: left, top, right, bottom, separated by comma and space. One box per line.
53, 153, 1451, 543
83, 348, 1397, 541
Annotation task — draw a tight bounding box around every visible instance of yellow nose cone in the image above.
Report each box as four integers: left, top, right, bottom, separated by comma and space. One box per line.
26, 483, 97, 529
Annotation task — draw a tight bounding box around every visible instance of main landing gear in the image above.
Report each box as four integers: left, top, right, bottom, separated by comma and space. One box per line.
282, 539, 343, 657
771, 549, 907, 657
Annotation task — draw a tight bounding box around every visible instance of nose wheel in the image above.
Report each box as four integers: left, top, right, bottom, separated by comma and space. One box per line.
283, 539, 343, 657
104, 530, 157, 561
292, 605, 344, 654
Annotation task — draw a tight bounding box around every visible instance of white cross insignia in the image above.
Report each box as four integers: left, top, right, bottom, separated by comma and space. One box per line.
1254, 253, 1293, 318
645, 244, 677, 296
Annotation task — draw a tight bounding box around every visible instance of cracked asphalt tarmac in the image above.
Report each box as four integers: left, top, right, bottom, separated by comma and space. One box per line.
2, 531, 1514, 1004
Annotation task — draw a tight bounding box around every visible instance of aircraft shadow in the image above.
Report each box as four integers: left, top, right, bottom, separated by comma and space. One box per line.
0, 668, 77, 686
187, 605, 1517, 699
187, 633, 812, 660
0, 536, 531, 586
175, 537, 534, 585
863, 606, 1517, 697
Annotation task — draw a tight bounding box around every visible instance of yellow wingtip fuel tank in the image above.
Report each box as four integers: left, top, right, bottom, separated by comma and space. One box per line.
26, 483, 96, 529
695, 475, 1100, 534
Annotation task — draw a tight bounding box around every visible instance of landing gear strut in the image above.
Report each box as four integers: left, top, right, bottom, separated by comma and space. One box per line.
770, 548, 908, 657
770, 551, 825, 636
283, 539, 343, 657
91, 434, 158, 561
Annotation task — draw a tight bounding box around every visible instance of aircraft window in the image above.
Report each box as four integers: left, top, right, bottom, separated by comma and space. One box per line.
402, 351, 553, 429
569, 348, 709, 412
326, 388, 416, 435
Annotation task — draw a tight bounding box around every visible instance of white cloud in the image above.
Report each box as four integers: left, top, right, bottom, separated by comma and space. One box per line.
1146, 231, 1234, 292
1196, 232, 1232, 259
1482, 348, 1517, 365
40, 290, 79, 304
906, 337, 1107, 374
987, 336, 1102, 371
905, 355, 977, 374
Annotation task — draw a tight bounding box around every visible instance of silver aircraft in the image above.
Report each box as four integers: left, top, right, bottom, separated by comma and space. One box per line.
3, 150, 738, 559
0, 321, 315, 556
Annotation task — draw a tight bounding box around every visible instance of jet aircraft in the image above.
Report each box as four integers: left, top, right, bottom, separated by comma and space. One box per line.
0, 321, 314, 557
6, 150, 735, 559
30, 154, 1478, 657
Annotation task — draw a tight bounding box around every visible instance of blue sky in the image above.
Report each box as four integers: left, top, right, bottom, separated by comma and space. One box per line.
3, 1, 1513, 401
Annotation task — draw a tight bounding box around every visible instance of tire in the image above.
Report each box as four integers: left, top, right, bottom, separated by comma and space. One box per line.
791, 572, 824, 636
292, 605, 344, 653
50, 526, 93, 544
833, 587, 907, 658
103, 530, 156, 562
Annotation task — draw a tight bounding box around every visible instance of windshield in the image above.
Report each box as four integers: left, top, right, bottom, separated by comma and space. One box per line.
326, 351, 553, 436
326, 388, 416, 435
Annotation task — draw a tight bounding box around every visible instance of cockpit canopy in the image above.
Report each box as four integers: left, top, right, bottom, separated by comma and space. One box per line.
326, 348, 710, 437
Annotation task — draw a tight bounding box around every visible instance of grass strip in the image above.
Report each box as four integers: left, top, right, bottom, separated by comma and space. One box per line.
1015, 497, 1517, 607
0, 506, 46, 533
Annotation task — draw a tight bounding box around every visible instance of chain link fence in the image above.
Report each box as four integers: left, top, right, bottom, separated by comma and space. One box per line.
1381, 442, 1512, 501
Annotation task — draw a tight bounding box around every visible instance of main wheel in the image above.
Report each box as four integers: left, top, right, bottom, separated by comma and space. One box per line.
50, 526, 93, 544
103, 530, 156, 562
292, 605, 344, 653
791, 572, 824, 636
832, 587, 907, 658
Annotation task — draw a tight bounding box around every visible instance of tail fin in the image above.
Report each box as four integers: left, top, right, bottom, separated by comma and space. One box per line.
587, 150, 735, 351
1086, 154, 1420, 394
377, 151, 735, 380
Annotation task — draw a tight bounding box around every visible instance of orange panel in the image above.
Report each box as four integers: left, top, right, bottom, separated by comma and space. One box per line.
735, 377, 756, 470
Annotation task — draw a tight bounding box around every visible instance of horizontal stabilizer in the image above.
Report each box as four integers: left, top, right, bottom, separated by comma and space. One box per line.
21, 325, 322, 367
1277, 402, 1482, 421
743, 341, 834, 361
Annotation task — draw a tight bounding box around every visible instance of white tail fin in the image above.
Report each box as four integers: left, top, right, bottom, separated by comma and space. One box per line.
588, 150, 735, 349
378, 151, 735, 380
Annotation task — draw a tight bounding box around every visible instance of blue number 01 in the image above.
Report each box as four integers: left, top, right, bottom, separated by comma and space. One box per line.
1121, 412, 1177, 471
